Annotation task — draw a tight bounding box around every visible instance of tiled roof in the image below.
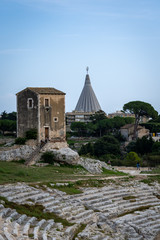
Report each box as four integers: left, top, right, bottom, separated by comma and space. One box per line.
17, 87, 65, 95
121, 124, 143, 130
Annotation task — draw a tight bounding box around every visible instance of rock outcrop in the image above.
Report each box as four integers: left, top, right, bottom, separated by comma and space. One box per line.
78, 157, 112, 174
0, 145, 36, 161
51, 147, 80, 165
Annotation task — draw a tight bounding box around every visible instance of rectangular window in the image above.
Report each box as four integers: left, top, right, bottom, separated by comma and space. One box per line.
45, 98, 50, 107
27, 98, 33, 109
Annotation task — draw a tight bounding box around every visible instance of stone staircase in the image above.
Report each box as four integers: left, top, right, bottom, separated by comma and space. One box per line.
25, 141, 47, 166
0, 204, 77, 240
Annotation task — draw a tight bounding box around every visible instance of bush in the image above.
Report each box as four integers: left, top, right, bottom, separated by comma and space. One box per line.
26, 129, 37, 140
124, 151, 141, 167
94, 135, 120, 157
79, 142, 94, 156
41, 151, 56, 164
15, 137, 26, 145
99, 154, 123, 166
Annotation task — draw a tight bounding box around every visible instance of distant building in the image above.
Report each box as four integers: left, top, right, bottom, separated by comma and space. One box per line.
16, 87, 66, 142
108, 110, 149, 123
66, 68, 101, 125
108, 110, 135, 119
120, 124, 149, 142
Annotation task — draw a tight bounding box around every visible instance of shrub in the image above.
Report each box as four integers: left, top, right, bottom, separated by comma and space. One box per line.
124, 151, 141, 167
26, 129, 37, 140
41, 151, 56, 164
15, 137, 26, 145
94, 135, 120, 157
79, 142, 94, 156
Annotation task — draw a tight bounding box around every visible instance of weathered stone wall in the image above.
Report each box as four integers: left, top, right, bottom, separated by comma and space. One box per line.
17, 89, 38, 138
0, 145, 36, 161
39, 94, 66, 141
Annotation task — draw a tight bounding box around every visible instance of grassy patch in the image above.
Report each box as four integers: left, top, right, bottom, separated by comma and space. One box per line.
141, 175, 160, 185
141, 167, 160, 174
0, 161, 128, 185
36, 178, 117, 195
123, 196, 136, 200
0, 196, 72, 226
118, 205, 153, 217
0, 161, 89, 184
73, 224, 87, 240
102, 168, 127, 176
48, 182, 83, 195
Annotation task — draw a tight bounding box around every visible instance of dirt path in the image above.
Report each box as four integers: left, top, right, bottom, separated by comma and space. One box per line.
115, 167, 153, 176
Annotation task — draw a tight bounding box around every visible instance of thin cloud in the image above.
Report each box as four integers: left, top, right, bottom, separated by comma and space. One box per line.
0, 49, 32, 55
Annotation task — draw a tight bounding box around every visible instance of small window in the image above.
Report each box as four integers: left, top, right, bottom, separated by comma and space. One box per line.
45, 98, 49, 107
27, 98, 33, 109
53, 117, 58, 122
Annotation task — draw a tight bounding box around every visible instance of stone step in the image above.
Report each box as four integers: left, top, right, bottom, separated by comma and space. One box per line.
67, 209, 94, 222
131, 214, 160, 225
12, 192, 47, 203
35, 196, 54, 204
0, 208, 11, 218
6, 190, 40, 201
123, 200, 160, 210
1, 187, 36, 198
22, 217, 37, 235
0, 234, 6, 240
16, 214, 28, 224
0, 204, 4, 210
3, 227, 15, 240
140, 219, 160, 228
12, 222, 20, 237
43, 200, 60, 208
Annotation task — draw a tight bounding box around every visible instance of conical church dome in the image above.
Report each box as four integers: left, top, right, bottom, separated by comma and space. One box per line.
75, 69, 101, 112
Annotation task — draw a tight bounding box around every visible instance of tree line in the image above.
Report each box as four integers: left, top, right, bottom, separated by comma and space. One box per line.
0, 111, 17, 135
71, 101, 160, 167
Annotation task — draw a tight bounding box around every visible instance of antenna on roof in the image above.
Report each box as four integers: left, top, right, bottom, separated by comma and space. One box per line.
86, 66, 89, 74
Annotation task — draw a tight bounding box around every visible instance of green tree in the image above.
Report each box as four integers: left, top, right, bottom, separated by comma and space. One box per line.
90, 110, 107, 123
70, 122, 87, 137
124, 151, 141, 166
123, 101, 158, 139
152, 141, 160, 154
0, 120, 16, 135
94, 135, 120, 157
8, 112, 17, 121
79, 142, 94, 156
136, 136, 154, 155
1, 111, 8, 120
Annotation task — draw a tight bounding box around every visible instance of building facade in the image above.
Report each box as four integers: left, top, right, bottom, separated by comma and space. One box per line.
16, 87, 66, 142
120, 124, 149, 142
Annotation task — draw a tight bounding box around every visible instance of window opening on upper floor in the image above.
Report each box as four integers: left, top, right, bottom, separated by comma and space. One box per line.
27, 98, 33, 109
45, 98, 49, 107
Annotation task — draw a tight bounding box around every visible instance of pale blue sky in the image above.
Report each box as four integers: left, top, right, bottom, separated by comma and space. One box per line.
0, 0, 160, 114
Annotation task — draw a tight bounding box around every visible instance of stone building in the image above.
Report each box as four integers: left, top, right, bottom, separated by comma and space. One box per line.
108, 110, 149, 123
16, 87, 66, 143
120, 124, 149, 142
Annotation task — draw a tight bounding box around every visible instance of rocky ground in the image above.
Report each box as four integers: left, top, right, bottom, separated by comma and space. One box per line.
0, 168, 160, 240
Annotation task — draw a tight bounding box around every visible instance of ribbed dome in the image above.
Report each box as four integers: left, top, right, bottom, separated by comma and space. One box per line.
75, 73, 101, 112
